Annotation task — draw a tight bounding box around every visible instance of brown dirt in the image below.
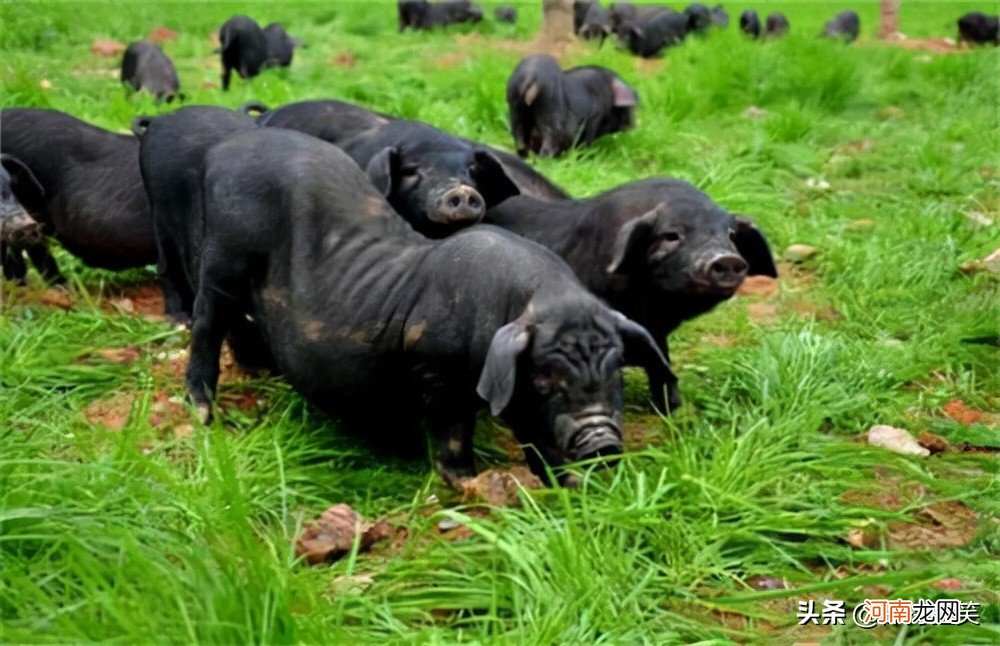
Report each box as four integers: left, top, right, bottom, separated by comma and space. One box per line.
699, 333, 739, 348
736, 275, 779, 298
38, 288, 74, 309
917, 431, 949, 455
888, 500, 979, 550
746, 302, 779, 325
332, 52, 357, 68
84, 392, 134, 430
148, 26, 177, 43
883, 36, 962, 54
942, 399, 992, 426
90, 38, 125, 57
92, 347, 141, 365
295, 504, 394, 565
100, 282, 165, 320
432, 51, 469, 69
459, 466, 542, 507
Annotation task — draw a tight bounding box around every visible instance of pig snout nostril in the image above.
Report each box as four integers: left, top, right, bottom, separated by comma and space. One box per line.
709, 255, 749, 282
448, 195, 462, 208
467, 194, 482, 210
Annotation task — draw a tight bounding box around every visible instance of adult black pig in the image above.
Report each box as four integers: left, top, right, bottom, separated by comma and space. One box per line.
0, 108, 154, 283
506, 54, 638, 157
485, 178, 777, 411
494, 5, 517, 23
957, 12, 999, 45
262, 23, 301, 67
218, 15, 268, 90
120, 40, 181, 102
578, 3, 613, 43
0, 156, 43, 244
250, 99, 568, 236
398, 0, 483, 31
684, 3, 713, 34
765, 12, 789, 37
133, 106, 259, 325
709, 4, 729, 27
616, 7, 688, 57
739, 9, 761, 38
609, 2, 639, 31
172, 127, 671, 485
822, 10, 860, 43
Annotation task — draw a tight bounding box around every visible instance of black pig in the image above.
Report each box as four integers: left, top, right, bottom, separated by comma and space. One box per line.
506, 54, 638, 157
251, 99, 568, 236
398, 0, 483, 31
684, 3, 713, 34
166, 127, 672, 485
822, 10, 860, 43
262, 23, 301, 67
120, 40, 181, 102
957, 12, 999, 45
485, 178, 777, 411
709, 4, 729, 27
0, 108, 154, 284
218, 15, 267, 90
494, 6, 517, 23
616, 7, 689, 57
765, 12, 789, 37
579, 3, 613, 43
739, 9, 761, 38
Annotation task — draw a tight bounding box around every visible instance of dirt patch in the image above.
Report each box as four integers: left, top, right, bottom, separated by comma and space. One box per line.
843, 471, 926, 512
837, 139, 874, 155
84, 392, 134, 430
700, 333, 739, 348
90, 38, 125, 57
295, 504, 394, 565
148, 26, 177, 43
100, 282, 165, 320
432, 51, 469, 68
460, 466, 542, 507
634, 57, 666, 75
332, 52, 356, 68
737, 275, 779, 298
942, 399, 994, 426
92, 347, 141, 365
621, 413, 664, 450
746, 302, 779, 325
889, 501, 979, 550
883, 36, 962, 54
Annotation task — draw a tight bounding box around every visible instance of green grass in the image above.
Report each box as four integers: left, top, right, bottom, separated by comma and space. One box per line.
2, 1, 998, 643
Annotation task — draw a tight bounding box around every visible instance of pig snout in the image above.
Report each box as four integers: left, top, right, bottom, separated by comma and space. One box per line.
432, 184, 485, 224
557, 407, 624, 464
0, 206, 41, 244
702, 253, 748, 291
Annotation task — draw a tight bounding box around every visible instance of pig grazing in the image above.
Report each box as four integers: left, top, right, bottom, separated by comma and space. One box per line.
506, 54, 638, 157
398, 0, 483, 31
616, 6, 689, 57
218, 15, 268, 90
684, 3, 713, 34
165, 127, 671, 484
134, 106, 259, 325
120, 40, 181, 102
0, 108, 154, 284
262, 23, 300, 67
957, 12, 999, 45
822, 10, 860, 43
709, 4, 729, 27
765, 12, 789, 38
494, 5, 517, 23
739, 9, 761, 38
609, 2, 639, 31
0, 156, 43, 245
485, 178, 777, 411
251, 99, 568, 236
578, 3, 613, 43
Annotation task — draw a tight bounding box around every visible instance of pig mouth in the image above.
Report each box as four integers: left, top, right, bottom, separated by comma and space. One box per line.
0, 213, 43, 244
685, 274, 743, 297
557, 409, 623, 463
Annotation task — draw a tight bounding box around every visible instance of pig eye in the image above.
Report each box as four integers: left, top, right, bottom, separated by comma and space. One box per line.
659, 231, 681, 243
532, 373, 554, 395
728, 228, 736, 241
399, 165, 420, 189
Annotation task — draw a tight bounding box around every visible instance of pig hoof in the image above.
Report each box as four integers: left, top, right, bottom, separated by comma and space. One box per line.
558, 473, 582, 489
437, 464, 477, 489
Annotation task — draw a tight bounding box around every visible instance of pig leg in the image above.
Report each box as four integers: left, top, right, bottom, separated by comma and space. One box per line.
25, 242, 66, 284
154, 232, 193, 325
221, 66, 232, 91
648, 337, 681, 413
1, 242, 27, 285
415, 366, 477, 485
185, 247, 249, 422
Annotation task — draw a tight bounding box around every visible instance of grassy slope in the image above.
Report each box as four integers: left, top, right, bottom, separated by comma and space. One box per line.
1, 1, 998, 643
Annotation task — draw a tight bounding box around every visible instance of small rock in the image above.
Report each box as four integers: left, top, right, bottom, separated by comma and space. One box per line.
845, 527, 879, 549
742, 106, 767, 119
736, 275, 779, 298
867, 425, 930, 457
917, 431, 949, 455
942, 399, 984, 426
437, 518, 460, 532
460, 466, 542, 507
39, 79, 53, 89
110, 297, 136, 314
90, 38, 126, 58
804, 177, 831, 191
783, 244, 817, 262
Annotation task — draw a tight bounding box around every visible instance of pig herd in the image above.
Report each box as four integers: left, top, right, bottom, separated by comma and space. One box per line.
0, 3, 994, 487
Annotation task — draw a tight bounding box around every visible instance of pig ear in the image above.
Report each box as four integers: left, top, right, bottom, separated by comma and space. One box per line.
476, 320, 531, 417
611, 78, 637, 108
733, 216, 778, 277
611, 310, 676, 385
365, 146, 403, 197
629, 24, 645, 39
523, 82, 541, 106
1, 155, 45, 214
131, 116, 154, 138
471, 150, 521, 207
606, 205, 662, 274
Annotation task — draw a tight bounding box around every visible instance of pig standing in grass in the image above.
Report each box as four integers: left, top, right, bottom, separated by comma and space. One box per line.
485, 178, 778, 411
163, 127, 672, 485
616, 6, 689, 57
506, 54, 638, 157
0, 156, 44, 268
398, 0, 483, 31
957, 12, 999, 45
765, 12, 789, 38
739, 9, 761, 38
120, 40, 181, 102
822, 10, 860, 43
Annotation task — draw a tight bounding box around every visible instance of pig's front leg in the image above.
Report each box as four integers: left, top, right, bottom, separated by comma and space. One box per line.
414, 365, 477, 487
25, 242, 66, 285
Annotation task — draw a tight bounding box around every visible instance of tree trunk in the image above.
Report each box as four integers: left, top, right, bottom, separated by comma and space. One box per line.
879, 0, 901, 39
541, 0, 574, 44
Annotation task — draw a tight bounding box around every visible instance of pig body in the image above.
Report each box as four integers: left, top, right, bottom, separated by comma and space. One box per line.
616, 6, 689, 57
0, 108, 154, 283
739, 9, 761, 38
162, 127, 670, 484
485, 178, 778, 411
822, 10, 860, 42
765, 12, 789, 37
957, 12, 999, 45
218, 14, 268, 90
506, 54, 638, 157
398, 0, 483, 31
120, 40, 181, 102
262, 23, 300, 67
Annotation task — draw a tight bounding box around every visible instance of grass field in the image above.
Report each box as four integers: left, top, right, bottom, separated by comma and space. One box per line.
1, 1, 998, 643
